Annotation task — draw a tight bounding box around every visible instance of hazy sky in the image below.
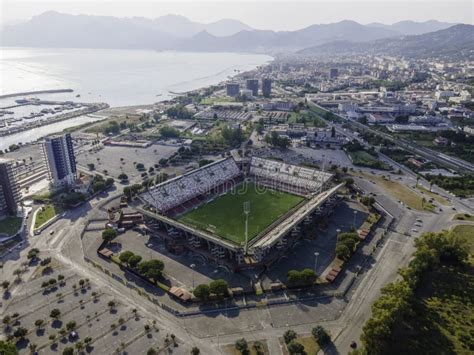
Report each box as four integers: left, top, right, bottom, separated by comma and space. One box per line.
1, 0, 473, 29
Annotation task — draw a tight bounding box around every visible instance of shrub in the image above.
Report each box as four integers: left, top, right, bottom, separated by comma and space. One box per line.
283, 329, 297, 344
235, 338, 248, 352
312, 325, 331, 345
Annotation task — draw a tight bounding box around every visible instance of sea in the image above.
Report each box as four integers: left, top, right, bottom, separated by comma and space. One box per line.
0, 47, 271, 149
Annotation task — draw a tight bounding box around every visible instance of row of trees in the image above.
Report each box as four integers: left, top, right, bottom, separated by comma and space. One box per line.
335, 232, 360, 261
92, 174, 114, 194
280, 326, 331, 354
287, 268, 317, 287
118, 251, 165, 283
360, 231, 469, 354
192, 279, 229, 300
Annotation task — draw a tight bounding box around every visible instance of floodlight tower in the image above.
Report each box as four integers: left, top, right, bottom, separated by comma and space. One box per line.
243, 201, 250, 254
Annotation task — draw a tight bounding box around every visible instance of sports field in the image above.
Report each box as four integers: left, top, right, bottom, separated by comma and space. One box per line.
178, 182, 304, 244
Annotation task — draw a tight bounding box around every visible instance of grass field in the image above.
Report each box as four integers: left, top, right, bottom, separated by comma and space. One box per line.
281, 336, 320, 355
354, 172, 434, 211
35, 204, 60, 229
416, 185, 450, 206
224, 340, 270, 355
453, 213, 474, 222
0, 216, 22, 236
347, 150, 391, 170
179, 182, 304, 244
451, 225, 474, 254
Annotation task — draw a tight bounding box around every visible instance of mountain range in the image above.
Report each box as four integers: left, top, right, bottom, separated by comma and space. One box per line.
297, 24, 474, 59
0, 11, 464, 55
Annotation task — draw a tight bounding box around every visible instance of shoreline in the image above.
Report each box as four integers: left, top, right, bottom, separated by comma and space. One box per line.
0, 88, 74, 100
0, 53, 272, 146
0, 103, 109, 138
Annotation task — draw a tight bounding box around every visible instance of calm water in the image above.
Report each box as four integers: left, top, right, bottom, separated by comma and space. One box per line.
0, 48, 271, 148
0, 48, 272, 106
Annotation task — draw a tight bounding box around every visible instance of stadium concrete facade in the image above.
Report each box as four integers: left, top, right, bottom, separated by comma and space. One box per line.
136, 157, 342, 270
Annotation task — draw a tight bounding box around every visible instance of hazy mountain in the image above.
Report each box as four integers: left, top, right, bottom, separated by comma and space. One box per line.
0, 11, 178, 49
0, 11, 253, 48
367, 20, 456, 35
0, 11, 464, 54
297, 24, 474, 59
180, 20, 400, 52
141, 14, 253, 37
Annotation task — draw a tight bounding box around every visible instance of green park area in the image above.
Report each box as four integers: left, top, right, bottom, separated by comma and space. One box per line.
34, 204, 61, 229
360, 230, 474, 354
355, 172, 434, 211
347, 150, 391, 170
453, 213, 474, 222
179, 182, 304, 244
0, 216, 22, 236
287, 336, 320, 355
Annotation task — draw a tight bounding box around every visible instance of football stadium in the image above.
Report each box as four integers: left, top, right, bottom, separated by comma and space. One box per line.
137, 156, 342, 269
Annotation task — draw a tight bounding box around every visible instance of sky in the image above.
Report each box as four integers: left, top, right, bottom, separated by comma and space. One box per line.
1, 0, 473, 29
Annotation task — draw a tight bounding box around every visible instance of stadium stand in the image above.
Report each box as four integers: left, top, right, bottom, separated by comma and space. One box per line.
249, 157, 332, 195
141, 157, 241, 214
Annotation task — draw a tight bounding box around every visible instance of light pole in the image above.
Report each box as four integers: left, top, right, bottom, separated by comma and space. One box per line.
190, 263, 196, 290
243, 201, 250, 255
314, 252, 319, 274
353, 211, 357, 229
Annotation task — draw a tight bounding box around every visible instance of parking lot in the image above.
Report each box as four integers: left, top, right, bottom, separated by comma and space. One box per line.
75, 143, 179, 182
262, 200, 369, 287
108, 230, 252, 292
2, 257, 186, 354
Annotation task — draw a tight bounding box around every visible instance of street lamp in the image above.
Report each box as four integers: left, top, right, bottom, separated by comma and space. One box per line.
190, 263, 196, 290
314, 252, 320, 274
353, 211, 357, 229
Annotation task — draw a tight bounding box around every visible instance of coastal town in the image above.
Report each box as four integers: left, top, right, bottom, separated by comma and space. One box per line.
0, 15, 473, 355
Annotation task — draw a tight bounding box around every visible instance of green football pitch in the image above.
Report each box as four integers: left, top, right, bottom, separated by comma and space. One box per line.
178, 182, 304, 244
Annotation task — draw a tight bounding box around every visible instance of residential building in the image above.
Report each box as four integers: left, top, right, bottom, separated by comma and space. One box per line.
226, 83, 240, 97
0, 158, 20, 217
262, 78, 272, 97
329, 68, 338, 79
43, 133, 77, 188
246, 79, 259, 96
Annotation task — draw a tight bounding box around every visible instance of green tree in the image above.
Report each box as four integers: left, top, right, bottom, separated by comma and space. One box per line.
62, 347, 74, 355
13, 326, 28, 339
283, 329, 297, 344
335, 243, 352, 261
50, 308, 61, 319
235, 338, 248, 353
102, 228, 117, 243
193, 284, 210, 300
209, 279, 228, 297
0, 340, 18, 355
66, 321, 76, 331
119, 251, 135, 264
128, 255, 143, 268
287, 341, 305, 354
312, 325, 330, 345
